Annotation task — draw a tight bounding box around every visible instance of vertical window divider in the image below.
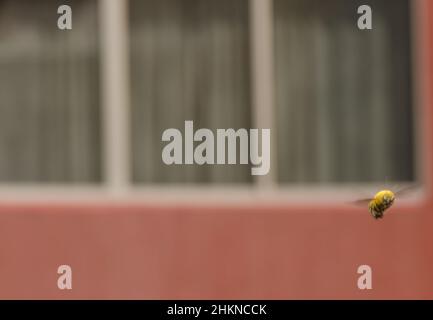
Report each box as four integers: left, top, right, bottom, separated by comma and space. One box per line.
249, 0, 278, 187
411, 0, 429, 186
99, 0, 131, 195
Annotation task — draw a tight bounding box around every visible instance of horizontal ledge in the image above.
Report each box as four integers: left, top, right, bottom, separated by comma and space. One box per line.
0, 183, 425, 207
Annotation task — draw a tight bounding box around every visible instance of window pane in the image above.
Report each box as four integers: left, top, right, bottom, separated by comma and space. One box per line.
0, 0, 101, 182
274, 0, 414, 183
130, 0, 252, 184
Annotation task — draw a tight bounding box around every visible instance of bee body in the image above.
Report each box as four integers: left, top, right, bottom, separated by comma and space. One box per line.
351, 184, 418, 219
368, 190, 395, 219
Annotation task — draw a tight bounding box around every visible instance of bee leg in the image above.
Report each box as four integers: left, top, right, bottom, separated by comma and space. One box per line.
370, 209, 383, 219
375, 211, 384, 219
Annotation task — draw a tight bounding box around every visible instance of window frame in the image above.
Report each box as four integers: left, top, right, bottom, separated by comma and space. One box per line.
0, 0, 429, 208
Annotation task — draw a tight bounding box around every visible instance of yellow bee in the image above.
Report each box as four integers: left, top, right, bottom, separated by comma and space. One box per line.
352, 185, 418, 219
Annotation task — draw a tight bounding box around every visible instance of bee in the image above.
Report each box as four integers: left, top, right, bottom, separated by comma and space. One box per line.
352, 185, 419, 219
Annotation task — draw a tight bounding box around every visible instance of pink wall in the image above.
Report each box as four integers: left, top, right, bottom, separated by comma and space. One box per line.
0, 201, 432, 299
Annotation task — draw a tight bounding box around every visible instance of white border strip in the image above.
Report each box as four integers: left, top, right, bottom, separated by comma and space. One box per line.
0, 183, 423, 206
99, 0, 131, 195
250, 0, 277, 187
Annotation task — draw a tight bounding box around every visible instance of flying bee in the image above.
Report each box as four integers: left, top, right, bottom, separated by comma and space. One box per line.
351, 184, 419, 219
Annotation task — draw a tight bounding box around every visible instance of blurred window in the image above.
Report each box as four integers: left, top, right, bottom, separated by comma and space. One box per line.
0, 0, 101, 182
274, 0, 414, 183
0, 0, 416, 188
129, 0, 252, 184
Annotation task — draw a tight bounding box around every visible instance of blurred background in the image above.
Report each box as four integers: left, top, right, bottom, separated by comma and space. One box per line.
0, 0, 415, 184
0, 0, 431, 299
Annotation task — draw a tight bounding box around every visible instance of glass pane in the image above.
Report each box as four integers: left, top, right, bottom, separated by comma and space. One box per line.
0, 0, 101, 183
130, 0, 252, 184
274, 0, 414, 183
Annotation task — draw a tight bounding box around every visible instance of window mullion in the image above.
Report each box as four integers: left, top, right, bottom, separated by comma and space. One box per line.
98, 0, 131, 194
249, 0, 277, 187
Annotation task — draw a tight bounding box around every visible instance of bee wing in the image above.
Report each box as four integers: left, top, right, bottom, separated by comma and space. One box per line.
348, 198, 372, 207
394, 183, 421, 197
